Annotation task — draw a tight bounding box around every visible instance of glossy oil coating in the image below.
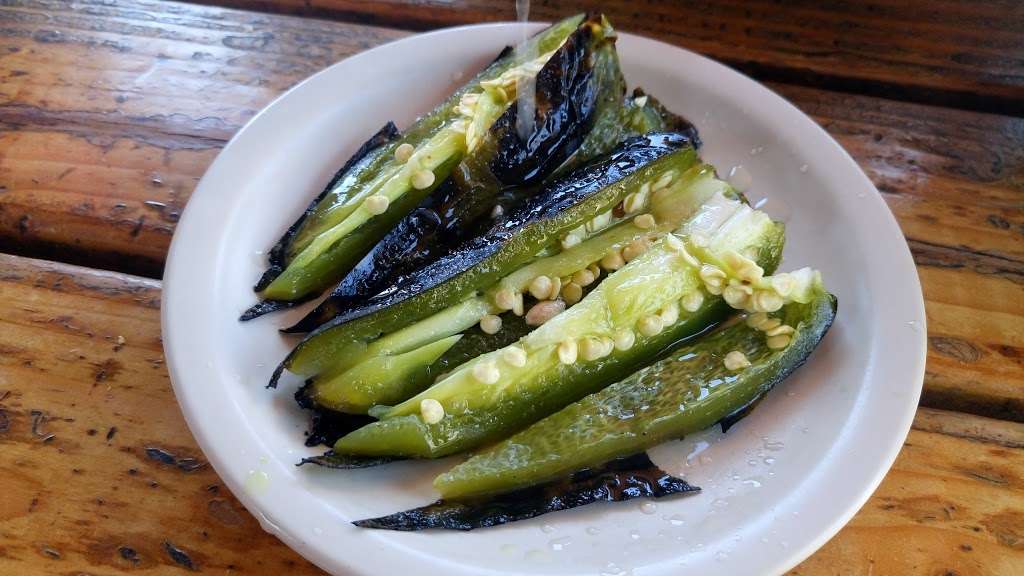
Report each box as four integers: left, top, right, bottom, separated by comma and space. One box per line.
353, 453, 697, 530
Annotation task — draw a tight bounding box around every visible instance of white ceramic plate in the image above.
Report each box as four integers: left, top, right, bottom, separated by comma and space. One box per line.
163, 22, 926, 576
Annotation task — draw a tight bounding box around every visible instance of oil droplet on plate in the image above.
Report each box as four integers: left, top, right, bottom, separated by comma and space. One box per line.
245, 469, 270, 495
799, 164, 808, 173
586, 526, 601, 535
727, 165, 753, 192
715, 551, 729, 562
669, 514, 685, 526
639, 501, 658, 515
629, 529, 641, 540
906, 320, 922, 332
548, 536, 572, 551
763, 456, 776, 465
600, 562, 633, 576
764, 440, 785, 451
711, 498, 729, 509
540, 523, 556, 534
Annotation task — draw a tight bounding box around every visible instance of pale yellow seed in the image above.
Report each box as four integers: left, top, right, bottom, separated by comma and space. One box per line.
723, 284, 753, 309
633, 213, 656, 230
652, 170, 675, 191
562, 282, 583, 305
663, 233, 685, 252
746, 312, 769, 329
411, 169, 436, 190
770, 273, 796, 298
525, 299, 565, 326
766, 334, 791, 350
738, 262, 765, 284
580, 336, 607, 361
600, 336, 615, 356
638, 315, 665, 337
634, 95, 648, 108
722, 250, 751, 272
724, 350, 752, 371
660, 301, 680, 326
724, 251, 764, 283
558, 338, 579, 364
600, 249, 625, 271
765, 324, 795, 337
472, 361, 501, 385
394, 143, 415, 163
587, 210, 612, 232
494, 288, 516, 311
502, 346, 528, 368
699, 264, 727, 294
572, 268, 596, 287
613, 329, 636, 351
588, 263, 601, 278
479, 314, 502, 335
465, 123, 478, 150
623, 191, 646, 214
512, 292, 524, 316
561, 233, 582, 250
363, 195, 390, 215
681, 290, 704, 313
529, 276, 553, 300
420, 399, 445, 424
547, 276, 562, 300
490, 204, 504, 218
622, 238, 650, 262
460, 92, 479, 107
752, 290, 784, 313
760, 317, 782, 331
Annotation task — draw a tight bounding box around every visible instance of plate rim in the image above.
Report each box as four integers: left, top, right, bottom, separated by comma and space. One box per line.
162, 20, 926, 576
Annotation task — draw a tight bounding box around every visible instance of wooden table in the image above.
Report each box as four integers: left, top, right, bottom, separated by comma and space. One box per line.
1, 1, 1021, 573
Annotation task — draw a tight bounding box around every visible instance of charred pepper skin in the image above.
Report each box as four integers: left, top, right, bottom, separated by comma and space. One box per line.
269, 133, 697, 388
239, 122, 400, 321
353, 453, 697, 531
435, 285, 836, 500
247, 15, 589, 307
284, 15, 624, 333
331, 194, 785, 458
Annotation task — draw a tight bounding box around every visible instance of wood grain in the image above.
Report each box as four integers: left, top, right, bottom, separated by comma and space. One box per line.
1, 255, 1022, 575
191, 0, 1024, 115
790, 408, 1024, 576
1, 0, 1020, 420
0, 0, 404, 276
0, 254, 322, 574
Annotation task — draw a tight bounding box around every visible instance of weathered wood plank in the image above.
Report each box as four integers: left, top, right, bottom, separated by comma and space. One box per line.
0, 1, 1020, 419
0, 255, 323, 574
190, 0, 1024, 115
0, 0, 405, 276
1, 256, 1021, 574
791, 409, 1024, 575
1, 0, 1021, 274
